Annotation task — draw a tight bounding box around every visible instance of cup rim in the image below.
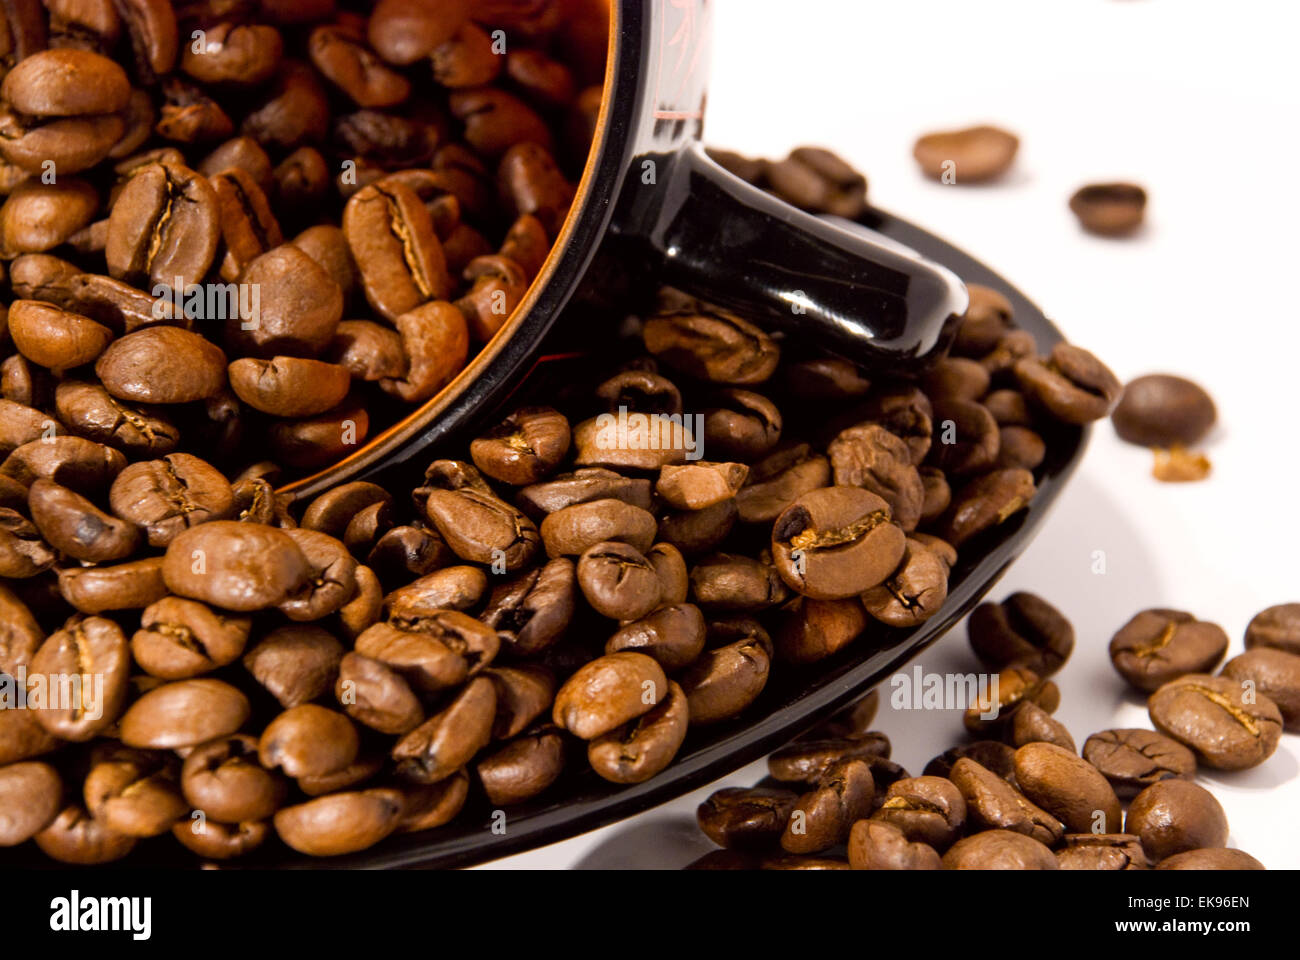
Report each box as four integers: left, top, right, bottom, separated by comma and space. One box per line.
279, 3, 626, 501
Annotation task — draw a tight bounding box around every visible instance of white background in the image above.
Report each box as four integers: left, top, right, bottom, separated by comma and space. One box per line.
480, 0, 1300, 868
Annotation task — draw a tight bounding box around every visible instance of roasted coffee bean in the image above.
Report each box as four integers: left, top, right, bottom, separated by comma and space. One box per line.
1069, 182, 1147, 236
109, 453, 233, 547
515, 468, 653, 521
1081, 728, 1197, 799
481, 557, 575, 656
386, 609, 498, 675
227, 357, 350, 419
643, 297, 779, 384
163, 521, 310, 611
29, 616, 129, 741
483, 665, 553, 740
259, 704, 358, 779
172, 819, 268, 860
768, 735, 891, 785
860, 539, 948, 627
54, 381, 179, 456
690, 553, 787, 612
765, 146, 867, 218
392, 675, 496, 783
354, 622, 466, 694
968, 592, 1074, 676
923, 741, 1016, 782
132, 596, 250, 679
273, 787, 404, 857
984, 331, 1039, 382
477, 725, 565, 805
28, 478, 139, 562
0, 704, 58, 768
983, 389, 1031, 426
678, 634, 770, 724
57, 557, 166, 614
994, 426, 1045, 471
771, 487, 905, 600
34, 805, 136, 864
949, 757, 1064, 846
1157, 848, 1265, 870
83, 748, 185, 837
309, 19, 409, 107
1111, 374, 1216, 448
1109, 609, 1229, 693
1056, 834, 1149, 871
344, 181, 450, 321
605, 603, 706, 672
700, 389, 782, 462
847, 819, 941, 870
2, 435, 125, 494
964, 666, 1059, 736
1222, 648, 1300, 730
927, 398, 999, 477
119, 678, 249, 749
924, 357, 991, 403
1126, 779, 1227, 863
647, 542, 688, 605
335, 652, 423, 736
181, 734, 286, 824
941, 467, 1036, 548
395, 769, 471, 833
913, 125, 1019, 183
228, 244, 344, 358
470, 406, 570, 486
277, 528, 357, 621
106, 162, 219, 289
540, 498, 656, 558
552, 651, 665, 740
1008, 701, 1076, 751
828, 423, 924, 531
773, 596, 866, 663
569, 412, 693, 472
781, 356, 872, 400
657, 462, 748, 511
951, 285, 1013, 357
735, 444, 829, 523
780, 757, 874, 854
943, 829, 1058, 869
423, 487, 540, 571
96, 326, 227, 404
1014, 742, 1122, 834
7, 300, 113, 373
243, 623, 344, 708
595, 369, 682, 417
697, 786, 799, 850
0, 508, 56, 578
385, 565, 487, 618
1245, 603, 1300, 655
1014, 342, 1122, 424
1148, 673, 1283, 769
0, 582, 44, 678
0, 761, 62, 846
588, 680, 689, 784
870, 775, 966, 850
656, 498, 737, 555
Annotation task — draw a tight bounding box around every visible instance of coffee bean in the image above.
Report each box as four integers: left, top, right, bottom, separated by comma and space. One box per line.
1014, 342, 1122, 424
949, 757, 1064, 846
860, 538, 949, 627
765, 146, 867, 218
963, 666, 1059, 736
392, 675, 496, 783
29, 477, 140, 562
477, 725, 565, 805
0, 581, 45, 676
643, 297, 779, 384
679, 633, 770, 724
7, 300, 113, 374
242, 623, 344, 708
913, 125, 1019, 183
173, 819, 269, 861
605, 603, 707, 671
1126, 779, 1227, 863
1056, 834, 1150, 870
1245, 603, 1300, 655
780, 757, 874, 854
259, 704, 358, 779
1111, 373, 1216, 449
771, 486, 905, 600
828, 423, 924, 531
1109, 609, 1229, 693
84, 747, 186, 838
847, 819, 941, 870
34, 804, 136, 864
96, 326, 227, 404
697, 785, 798, 850
273, 787, 404, 857
132, 596, 250, 679
951, 286, 1013, 358
945, 829, 1058, 869
481, 557, 575, 656
701, 389, 782, 461
1221, 647, 1300, 730
552, 652, 666, 740
1069, 182, 1147, 236
54, 381, 180, 456
29, 615, 129, 741
395, 769, 471, 833
1008, 701, 1076, 751
0, 761, 62, 846
870, 775, 966, 850
1081, 728, 1196, 799
385, 565, 487, 619
278, 527, 357, 621
588, 679, 689, 784
1014, 741, 1122, 834
1149, 673, 1283, 769
354, 621, 467, 694
423, 487, 540, 570
119, 678, 249, 749
109, 453, 234, 547
181, 734, 286, 824
690, 552, 787, 612
968, 592, 1074, 676
163, 521, 310, 611
1156, 848, 1265, 870
767, 734, 890, 785
941, 467, 1036, 548
773, 596, 865, 663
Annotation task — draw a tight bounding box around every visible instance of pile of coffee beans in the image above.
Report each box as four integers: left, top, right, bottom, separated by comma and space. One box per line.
689, 590, 1277, 870
0, 0, 605, 477
0, 249, 1120, 862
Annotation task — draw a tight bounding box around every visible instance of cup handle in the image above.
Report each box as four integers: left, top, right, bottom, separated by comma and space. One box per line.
616, 142, 969, 371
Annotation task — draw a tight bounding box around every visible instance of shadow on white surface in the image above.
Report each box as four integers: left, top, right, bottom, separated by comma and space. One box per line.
570, 815, 715, 870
